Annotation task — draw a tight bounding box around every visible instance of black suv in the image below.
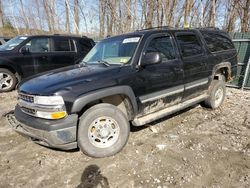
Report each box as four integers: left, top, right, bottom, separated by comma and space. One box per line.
0, 35, 94, 92
13, 27, 237, 158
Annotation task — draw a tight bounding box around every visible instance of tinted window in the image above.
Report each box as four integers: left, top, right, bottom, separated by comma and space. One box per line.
25, 38, 49, 52
79, 38, 93, 54
201, 32, 234, 52
53, 38, 71, 51
176, 34, 203, 57
146, 36, 176, 61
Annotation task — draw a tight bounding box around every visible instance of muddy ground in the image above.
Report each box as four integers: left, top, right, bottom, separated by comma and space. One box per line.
0, 88, 249, 188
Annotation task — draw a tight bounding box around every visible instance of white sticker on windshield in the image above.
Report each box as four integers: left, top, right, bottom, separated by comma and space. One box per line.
20, 37, 28, 40
122, 37, 140, 44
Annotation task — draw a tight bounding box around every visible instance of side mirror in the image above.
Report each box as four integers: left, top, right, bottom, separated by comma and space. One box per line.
141, 52, 162, 66
20, 46, 30, 54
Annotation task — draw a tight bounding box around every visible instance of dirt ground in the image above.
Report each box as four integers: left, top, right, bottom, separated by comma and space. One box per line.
0, 88, 250, 188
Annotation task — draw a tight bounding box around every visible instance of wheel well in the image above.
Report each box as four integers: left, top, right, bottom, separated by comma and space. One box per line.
214, 67, 230, 81
78, 94, 134, 120
0, 65, 16, 74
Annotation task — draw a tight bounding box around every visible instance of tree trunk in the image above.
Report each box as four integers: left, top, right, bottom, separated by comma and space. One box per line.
20, 0, 30, 31
99, 0, 106, 37
74, 0, 80, 34
43, 0, 53, 33
167, 0, 176, 26
145, 0, 154, 28
0, 0, 4, 32
35, 0, 43, 31
65, 0, 70, 33
241, 0, 250, 32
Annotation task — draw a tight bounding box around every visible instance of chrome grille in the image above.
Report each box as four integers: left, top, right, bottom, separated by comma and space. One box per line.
18, 93, 34, 103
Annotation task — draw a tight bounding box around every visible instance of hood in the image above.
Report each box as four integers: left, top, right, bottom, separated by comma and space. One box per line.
19, 64, 121, 95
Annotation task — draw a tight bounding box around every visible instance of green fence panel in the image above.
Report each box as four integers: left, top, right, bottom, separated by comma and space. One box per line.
229, 64, 246, 87
227, 32, 250, 88
246, 69, 250, 88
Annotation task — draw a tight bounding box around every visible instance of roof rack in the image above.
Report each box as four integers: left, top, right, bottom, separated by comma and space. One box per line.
136, 26, 174, 32
196, 27, 221, 30
53, 33, 88, 38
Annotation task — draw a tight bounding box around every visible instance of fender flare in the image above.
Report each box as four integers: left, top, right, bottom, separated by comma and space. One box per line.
71, 86, 138, 115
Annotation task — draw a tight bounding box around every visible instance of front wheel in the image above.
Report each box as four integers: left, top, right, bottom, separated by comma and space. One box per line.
78, 103, 130, 158
202, 79, 226, 109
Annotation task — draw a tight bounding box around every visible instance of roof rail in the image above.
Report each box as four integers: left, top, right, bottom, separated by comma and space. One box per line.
136, 26, 174, 32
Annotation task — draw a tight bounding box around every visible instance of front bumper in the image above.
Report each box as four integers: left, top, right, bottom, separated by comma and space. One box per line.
13, 106, 78, 150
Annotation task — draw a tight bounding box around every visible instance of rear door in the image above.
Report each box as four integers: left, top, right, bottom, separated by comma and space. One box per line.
174, 31, 209, 100
135, 33, 184, 115
49, 37, 76, 69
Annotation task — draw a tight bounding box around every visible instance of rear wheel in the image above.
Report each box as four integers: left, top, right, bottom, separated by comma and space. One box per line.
0, 68, 17, 92
202, 79, 226, 109
77, 103, 130, 158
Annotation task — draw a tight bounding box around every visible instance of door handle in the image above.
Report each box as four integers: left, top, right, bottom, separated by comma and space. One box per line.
174, 67, 183, 72
41, 56, 48, 60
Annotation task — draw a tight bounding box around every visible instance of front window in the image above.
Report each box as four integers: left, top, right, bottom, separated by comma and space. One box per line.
25, 38, 49, 52
0, 36, 28, 51
83, 36, 141, 65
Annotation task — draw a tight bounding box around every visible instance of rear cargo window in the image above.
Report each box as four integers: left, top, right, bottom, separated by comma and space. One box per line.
201, 32, 234, 52
176, 34, 203, 57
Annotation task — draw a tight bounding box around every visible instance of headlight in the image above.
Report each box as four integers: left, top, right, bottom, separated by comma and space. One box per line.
34, 96, 65, 105
18, 94, 67, 120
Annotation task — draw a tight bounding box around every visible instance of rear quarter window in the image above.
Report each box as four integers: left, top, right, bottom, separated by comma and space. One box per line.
78, 38, 93, 53
201, 31, 235, 52
53, 38, 73, 52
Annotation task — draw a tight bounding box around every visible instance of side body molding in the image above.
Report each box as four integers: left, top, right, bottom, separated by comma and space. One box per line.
71, 86, 138, 115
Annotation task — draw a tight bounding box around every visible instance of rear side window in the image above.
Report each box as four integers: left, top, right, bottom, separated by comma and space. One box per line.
176, 33, 203, 57
53, 38, 72, 52
146, 36, 176, 61
201, 32, 234, 52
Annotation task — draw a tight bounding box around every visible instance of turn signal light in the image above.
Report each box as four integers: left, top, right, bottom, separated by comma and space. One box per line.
51, 111, 67, 119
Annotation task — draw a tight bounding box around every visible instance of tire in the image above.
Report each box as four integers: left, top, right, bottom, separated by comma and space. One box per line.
202, 79, 226, 109
0, 68, 17, 92
78, 103, 130, 158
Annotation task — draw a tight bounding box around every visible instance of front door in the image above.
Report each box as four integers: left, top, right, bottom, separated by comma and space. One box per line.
135, 33, 184, 116
13, 37, 51, 78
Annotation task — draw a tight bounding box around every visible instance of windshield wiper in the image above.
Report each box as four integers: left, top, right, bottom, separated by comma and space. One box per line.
97, 60, 110, 67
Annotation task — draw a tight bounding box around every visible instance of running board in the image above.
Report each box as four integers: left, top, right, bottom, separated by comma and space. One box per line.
132, 94, 208, 126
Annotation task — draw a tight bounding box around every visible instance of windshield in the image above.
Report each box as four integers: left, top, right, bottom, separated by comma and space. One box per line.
0, 36, 28, 51
83, 36, 141, 65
